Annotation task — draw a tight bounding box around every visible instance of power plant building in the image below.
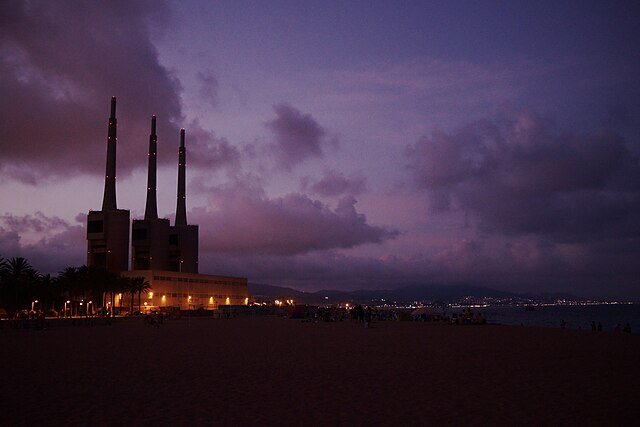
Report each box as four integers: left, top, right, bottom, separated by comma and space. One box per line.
87, 97, 247, 312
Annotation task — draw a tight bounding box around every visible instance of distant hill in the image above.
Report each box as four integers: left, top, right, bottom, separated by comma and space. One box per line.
247, 282, 557, 305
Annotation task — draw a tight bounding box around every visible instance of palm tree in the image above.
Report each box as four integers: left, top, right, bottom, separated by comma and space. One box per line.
57, 266, 79, 299
86, 266, 117, 313
128, 277, 151, 314
124, 277, 134, 315
104, 273, 128, 317
4, 257, 39, 314
38, 274, 56, 313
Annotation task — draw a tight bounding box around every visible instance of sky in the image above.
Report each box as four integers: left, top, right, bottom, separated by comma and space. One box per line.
1, 0, 639, 298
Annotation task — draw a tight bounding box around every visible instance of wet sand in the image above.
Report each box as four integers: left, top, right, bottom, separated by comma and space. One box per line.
1, 317, 639, 425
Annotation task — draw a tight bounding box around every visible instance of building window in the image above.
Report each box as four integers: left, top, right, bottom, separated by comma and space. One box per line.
88, 220, 103, 233
132, 228, 148, 241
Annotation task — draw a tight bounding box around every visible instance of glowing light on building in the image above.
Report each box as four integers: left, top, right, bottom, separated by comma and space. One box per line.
148, 292, 153, 299
225, 297, 230, 305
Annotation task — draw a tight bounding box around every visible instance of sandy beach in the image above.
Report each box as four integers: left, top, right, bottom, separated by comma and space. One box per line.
1, 317, 639, 426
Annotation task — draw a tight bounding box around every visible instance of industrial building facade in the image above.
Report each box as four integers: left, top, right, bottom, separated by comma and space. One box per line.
87, 97, 247, 311
121, 270, 248, 311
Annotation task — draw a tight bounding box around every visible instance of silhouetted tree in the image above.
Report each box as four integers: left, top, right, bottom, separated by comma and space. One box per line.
57, 267, 80, 299
38, 273, 57, 313
128, 277, 151, 314
2, 257, 39, 314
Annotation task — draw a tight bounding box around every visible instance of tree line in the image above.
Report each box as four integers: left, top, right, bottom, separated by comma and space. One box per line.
0, 255, 151, 316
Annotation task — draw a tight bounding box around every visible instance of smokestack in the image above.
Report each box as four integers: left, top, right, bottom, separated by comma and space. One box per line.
101, 96, 118, 211
144, 115, 159, 220
175, 128, 187, 226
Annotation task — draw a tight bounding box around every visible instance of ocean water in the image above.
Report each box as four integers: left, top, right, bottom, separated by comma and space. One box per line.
474, 304, 640, 333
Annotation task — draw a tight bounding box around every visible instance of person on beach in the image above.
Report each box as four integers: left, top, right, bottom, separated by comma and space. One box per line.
356, 305, 364, 323
560, 319, 566, 329
623, 323, 631, 333
364, 306, 372, 328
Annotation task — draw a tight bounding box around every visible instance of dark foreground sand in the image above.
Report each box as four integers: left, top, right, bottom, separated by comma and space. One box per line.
1, 317, 639, 426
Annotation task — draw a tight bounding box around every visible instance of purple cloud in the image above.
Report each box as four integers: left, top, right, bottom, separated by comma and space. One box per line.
0, 212, 85, 273
197, 70, 219, 108
407, 112, 640, 243
265, 103, 328, 170
183, 120, 241, 170
190, 181, 398, 255
0, 1, 234, 182
302, 169, 367, 197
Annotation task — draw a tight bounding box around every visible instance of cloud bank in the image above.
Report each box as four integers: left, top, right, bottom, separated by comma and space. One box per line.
408, 112, 640, 243
192, 181, 397, 255
0, 1, 232, 182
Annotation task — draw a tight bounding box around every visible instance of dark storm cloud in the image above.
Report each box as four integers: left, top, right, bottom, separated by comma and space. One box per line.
302, 169, 367, 197
0, 1, 229, 182
407, 112, 640, 243
265, 103, 328, 170
191, 181, 398, 255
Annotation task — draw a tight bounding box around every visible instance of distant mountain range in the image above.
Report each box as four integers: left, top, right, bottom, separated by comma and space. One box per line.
248, 283, 579, 305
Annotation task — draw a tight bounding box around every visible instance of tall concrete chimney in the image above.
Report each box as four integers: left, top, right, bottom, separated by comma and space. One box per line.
175, 128, 187, 226
101, 96, 118, 211
144, 115, 158, 220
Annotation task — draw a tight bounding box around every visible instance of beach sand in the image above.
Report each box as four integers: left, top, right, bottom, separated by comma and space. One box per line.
1, 317, 639, 425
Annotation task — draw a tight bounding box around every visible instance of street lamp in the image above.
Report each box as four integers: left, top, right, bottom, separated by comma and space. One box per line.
65, 300, 70, 317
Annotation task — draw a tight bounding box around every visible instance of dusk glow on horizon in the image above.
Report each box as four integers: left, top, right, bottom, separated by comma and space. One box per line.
1, 1, 639, 298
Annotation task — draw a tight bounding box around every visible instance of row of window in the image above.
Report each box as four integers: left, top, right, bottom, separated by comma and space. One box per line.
160, 293, 245, 299
132, 229, 180, 245
152, 275, 243, 286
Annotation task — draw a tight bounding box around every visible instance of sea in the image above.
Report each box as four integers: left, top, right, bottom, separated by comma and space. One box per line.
473, 304, 640, 333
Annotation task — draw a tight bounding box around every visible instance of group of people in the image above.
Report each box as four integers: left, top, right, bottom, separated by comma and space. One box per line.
611, 322, 632, 334
350, 305, 374, 328
450, 308, 486, 325
143, 311, 164, 327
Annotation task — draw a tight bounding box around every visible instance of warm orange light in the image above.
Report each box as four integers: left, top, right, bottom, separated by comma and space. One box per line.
209, 297, 213, 304
244, 297, 248, 305
226, 297, 230, 305
148, 292, 153, 299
